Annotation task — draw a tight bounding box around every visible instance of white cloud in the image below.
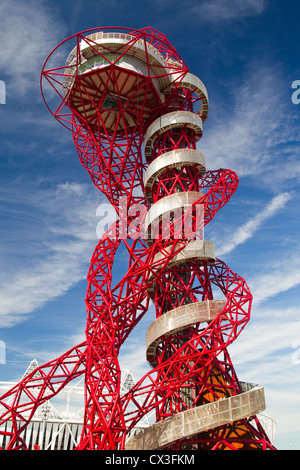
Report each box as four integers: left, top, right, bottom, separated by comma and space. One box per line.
230, 306, 299, 367
200, 63, 300, 186
218, 192, 293, 256
0, 0, 65, 95
228, 304, 300, 446
0, 181, 102, 327
250, 259, 300, 306
199, 0, 267, 22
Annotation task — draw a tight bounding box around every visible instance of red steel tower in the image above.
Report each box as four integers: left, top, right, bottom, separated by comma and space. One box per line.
0, 27, 275, 450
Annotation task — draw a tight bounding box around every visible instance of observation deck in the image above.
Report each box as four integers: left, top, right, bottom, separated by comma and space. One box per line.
63, 32, 208, 133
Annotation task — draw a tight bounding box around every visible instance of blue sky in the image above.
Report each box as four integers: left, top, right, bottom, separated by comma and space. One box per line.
0, 0, 300, 450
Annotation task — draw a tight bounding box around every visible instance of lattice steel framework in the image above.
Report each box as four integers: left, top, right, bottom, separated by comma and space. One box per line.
0, 27, 275, 450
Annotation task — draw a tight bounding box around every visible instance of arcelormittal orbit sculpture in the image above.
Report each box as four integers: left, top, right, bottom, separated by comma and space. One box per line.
0, 27, 276, 450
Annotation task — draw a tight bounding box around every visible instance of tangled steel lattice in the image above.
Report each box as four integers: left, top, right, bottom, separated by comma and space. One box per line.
0, 27, 276, 450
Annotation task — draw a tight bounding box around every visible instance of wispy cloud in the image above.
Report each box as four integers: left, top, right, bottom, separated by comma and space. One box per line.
230, 305, 300, 366
250, 256, 300, 306
214, 189, 300, 307
200, 63, 300, 187
218, 192, 293, 256
160, 0, 267, 25
199, 0, 267, 22
0, 0, 65, 95
228, 303, 300, 443
0, 181, 102, 327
